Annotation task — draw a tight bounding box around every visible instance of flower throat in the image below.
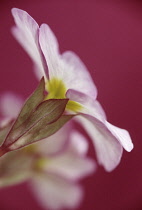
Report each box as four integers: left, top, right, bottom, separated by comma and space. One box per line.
45, 78, 82, 112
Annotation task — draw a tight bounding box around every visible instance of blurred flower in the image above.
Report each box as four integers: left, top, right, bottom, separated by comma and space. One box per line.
11, 8, 133, 172
0, 93, 96, 210
30, 129, 95, 210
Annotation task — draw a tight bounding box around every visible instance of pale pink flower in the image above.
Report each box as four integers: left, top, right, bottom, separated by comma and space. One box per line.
11, 8, 134, 172
31, 129, 95, 210
0, 93, 96, 209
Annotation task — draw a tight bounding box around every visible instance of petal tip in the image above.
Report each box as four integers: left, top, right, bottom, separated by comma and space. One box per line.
11, 8, 22, 16
127, 142, 134, 152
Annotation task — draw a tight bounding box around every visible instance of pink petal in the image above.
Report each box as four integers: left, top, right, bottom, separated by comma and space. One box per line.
43, 131, 96, 180
105, 122, 134, 152
0, 92, 23, 118
30, 173, 83, 210
76, 115, 123, 172
11, 8, 48, 79
66, 89, 106, 121
39, 23, 61, 79
39, 24, 97, 100
62, 51, 97, 100
67, 88, 133, 170
69, 130, 89, 155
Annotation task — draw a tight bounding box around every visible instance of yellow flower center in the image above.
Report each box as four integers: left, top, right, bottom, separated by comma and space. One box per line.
45, 78, 82, 112
23, 145, 49, 172
35, 158, 48, 170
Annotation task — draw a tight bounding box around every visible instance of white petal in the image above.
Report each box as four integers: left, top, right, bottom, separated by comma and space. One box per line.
43, 131, 96, 180
66, 89, 106, 121
39, 25, 97, 101
105, 122, 134, 152
11, 8, 48, 79
46, 156, 95, 181
31, 173, 83, 210
62, 51, 97, 99
0, 93, 23, 118
39, 24, 61, 78
69, 130, 89, 155
76, 115, 123, 172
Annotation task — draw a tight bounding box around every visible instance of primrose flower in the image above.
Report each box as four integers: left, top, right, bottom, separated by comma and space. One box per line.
11, 8, 134, 171
0, 93, 96, 209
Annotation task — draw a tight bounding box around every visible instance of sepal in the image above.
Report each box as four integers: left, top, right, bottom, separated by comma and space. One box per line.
0, 78, 73, 156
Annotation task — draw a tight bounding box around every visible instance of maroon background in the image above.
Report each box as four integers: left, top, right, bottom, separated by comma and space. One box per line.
0, 1, 142, 210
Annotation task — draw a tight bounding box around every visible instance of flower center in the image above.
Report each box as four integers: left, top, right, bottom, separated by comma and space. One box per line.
45, 78, 82, 112
35, 158, 48, 171
46, 78, 66, 99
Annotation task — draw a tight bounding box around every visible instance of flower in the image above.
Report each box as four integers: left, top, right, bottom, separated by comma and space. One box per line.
30, 129, 96, 210
0, 93, 96, 210
11, 8, 134, 172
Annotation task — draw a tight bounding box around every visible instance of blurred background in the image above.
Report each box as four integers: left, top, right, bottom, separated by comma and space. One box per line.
0, 0, 142, 209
